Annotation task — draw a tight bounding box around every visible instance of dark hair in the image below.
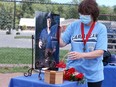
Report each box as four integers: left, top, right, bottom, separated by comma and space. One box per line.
78, 0, 99, 21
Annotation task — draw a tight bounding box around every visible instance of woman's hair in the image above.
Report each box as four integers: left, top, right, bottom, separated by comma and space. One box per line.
78, 0, 99, 21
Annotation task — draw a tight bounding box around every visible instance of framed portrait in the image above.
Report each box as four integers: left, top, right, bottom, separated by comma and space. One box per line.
35, 11, 60, 70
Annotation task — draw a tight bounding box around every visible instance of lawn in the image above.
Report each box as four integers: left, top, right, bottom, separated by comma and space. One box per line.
0, 47, 68, 73
0, 47, 115, 73
0, 47, 68, 64
1, 47, 114, 64
0, 47, 32, 64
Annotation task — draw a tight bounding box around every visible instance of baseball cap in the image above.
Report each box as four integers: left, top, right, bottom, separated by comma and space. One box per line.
46, 12, 52, 19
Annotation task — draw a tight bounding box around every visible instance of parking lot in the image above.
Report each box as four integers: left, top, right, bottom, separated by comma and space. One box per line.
0, 30, 34, 48
0, 30, 70, 50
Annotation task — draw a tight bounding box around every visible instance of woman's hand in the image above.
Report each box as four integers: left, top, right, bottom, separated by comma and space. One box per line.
68, 50, 104, 60
38, 40, 42, 49
68, 51, 83, 60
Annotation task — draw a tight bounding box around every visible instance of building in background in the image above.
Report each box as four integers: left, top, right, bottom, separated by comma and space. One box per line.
19, 18, 35, 30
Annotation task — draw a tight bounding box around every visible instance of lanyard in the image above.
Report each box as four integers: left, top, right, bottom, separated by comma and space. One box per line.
81, 22, 95, 51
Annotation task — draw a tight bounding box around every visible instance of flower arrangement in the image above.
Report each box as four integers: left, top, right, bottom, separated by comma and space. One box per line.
56, 61, 85, 84
63, 67, 85, 84
56, 60, 66, 68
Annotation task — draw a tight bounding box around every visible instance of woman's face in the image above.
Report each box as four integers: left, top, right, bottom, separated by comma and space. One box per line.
47, 18, 51, 28
79, 13, 93, 25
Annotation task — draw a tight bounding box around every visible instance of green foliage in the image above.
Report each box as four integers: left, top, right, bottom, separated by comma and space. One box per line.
113, 5, 116, 13
65, 5, 78, 19
0, 2, 13, 30
0, 0, 116, 30
15, 4, 23, 25
99, 5, 114, 20
14, 36, 31, 39
60, 50, 69, 61
22, 25, 27, 30
21, 2, 34, 18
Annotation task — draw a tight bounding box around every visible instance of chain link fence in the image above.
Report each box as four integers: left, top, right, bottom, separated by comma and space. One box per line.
0, 0, 116, 72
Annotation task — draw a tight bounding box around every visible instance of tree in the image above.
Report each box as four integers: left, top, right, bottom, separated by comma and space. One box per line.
99, 5, 113, 20
0, 3, 13, 30
21, 2, 34, 18
113, 5, 116, 14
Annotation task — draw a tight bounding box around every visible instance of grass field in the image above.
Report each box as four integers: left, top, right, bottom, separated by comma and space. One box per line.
0, 47, 115, 73
0, 47, 32, 64
0, 47, 68, 64
0, 47, 68, 73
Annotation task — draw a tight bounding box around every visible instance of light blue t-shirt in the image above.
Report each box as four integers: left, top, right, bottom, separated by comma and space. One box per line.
61, 20, 107, 82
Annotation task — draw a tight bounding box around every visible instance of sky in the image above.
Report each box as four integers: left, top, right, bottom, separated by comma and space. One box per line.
51, 0, 116, 7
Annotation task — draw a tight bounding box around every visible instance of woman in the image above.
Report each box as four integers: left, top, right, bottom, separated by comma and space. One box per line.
60, 0, 107, 87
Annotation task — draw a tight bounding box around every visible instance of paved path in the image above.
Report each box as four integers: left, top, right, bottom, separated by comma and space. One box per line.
0, 73, 23, 87
0, 30, 34, 48
0, 30, 71, 50
0, 72, 37, 87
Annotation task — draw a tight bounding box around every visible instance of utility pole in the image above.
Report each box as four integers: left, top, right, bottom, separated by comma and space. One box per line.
13, 0, 16, 29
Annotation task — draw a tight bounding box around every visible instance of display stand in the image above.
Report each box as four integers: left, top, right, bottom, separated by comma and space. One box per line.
24, 35, 34, 77
23, 35, 43, 80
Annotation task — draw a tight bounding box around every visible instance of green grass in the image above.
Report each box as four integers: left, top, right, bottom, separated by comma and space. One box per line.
0, 47, 32, 64
14, 36, 31, 39
0, 47, 68, 73
0, 47, 68, 64
0, 47, 115, 73
0, 47, 115, 64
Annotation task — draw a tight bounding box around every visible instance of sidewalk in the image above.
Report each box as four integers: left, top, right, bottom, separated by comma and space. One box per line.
0, 73, 23, 87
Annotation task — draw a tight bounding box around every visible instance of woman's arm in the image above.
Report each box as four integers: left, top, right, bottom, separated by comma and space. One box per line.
59, 37, 67, 47
68, 50, 104, 60
59, 26, 67, 47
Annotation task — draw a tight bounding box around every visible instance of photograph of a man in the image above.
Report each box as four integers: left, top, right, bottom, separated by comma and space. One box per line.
38, 14, 52, 50
37, 13, 60, 68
